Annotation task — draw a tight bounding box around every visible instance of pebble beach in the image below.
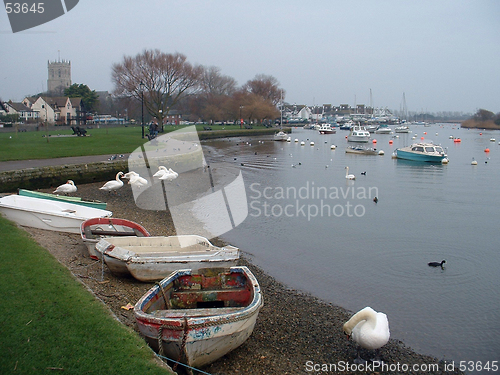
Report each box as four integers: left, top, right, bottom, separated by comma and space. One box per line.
22, 181, 464, 375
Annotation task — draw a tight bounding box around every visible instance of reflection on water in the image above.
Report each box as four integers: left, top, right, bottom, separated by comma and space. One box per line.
203, 125, 500, 373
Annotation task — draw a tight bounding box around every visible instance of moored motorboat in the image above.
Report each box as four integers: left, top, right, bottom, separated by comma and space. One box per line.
394, 142, 448, 163
18, 189, 107, 210
134, 266, 263, 369
273, 130, 288, 141
375, 125, 392, 134
0, 195, 112, 233
81, 217, 151, 259
95, 235, 240, 281
395, 125, 410, 133
345, 146, 383, 155
347, 125, 370, 143
318, 123, 336, 134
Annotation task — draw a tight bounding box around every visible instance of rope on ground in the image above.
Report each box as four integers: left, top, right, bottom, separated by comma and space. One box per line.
156, 354, 213, 375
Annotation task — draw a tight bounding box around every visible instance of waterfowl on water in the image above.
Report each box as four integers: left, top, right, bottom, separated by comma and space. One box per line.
345, 166, 356, 180
428, 260, 446, 268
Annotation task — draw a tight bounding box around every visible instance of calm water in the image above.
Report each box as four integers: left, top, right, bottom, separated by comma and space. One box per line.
203, 124, 499, 372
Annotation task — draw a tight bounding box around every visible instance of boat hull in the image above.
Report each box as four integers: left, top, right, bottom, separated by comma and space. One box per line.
18, 189, 107, 210
134, 266, 263, 368
81, 218, 150, 259
0, 195, 112, 233
395, 148, 447, 163
347, 136, 370, 143
95, 235, 240, 281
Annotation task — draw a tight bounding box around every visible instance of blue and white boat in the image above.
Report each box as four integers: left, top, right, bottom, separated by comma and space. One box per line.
394, 143, 448, 163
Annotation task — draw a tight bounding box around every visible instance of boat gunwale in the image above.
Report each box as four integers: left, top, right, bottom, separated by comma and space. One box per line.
134, 266, 262, 327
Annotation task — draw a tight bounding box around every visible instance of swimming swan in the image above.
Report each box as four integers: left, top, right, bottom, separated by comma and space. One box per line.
53, 180, 77, 195
343, 307, 390, 360
153, 166, 168, 178
345, 166, 356, 180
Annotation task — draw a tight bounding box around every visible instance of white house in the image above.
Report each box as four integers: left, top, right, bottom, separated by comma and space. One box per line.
4, 102, 39, 122
30, 97, 57, 124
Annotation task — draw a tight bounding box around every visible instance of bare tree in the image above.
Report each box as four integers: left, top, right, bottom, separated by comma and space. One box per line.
201, 66, 237, 96
112, 49, 203, 127
243, 74, 284, 106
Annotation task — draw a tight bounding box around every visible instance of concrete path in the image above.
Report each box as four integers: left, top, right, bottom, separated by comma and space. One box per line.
0, 154, 129, 172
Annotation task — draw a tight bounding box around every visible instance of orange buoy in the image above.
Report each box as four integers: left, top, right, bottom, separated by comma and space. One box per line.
480, 133, 483, 136
421, 136, 425, 140
424, 132, 427, 135
372, 139, 377, 144
389, 140, 393, 145
485, 148, 490, 153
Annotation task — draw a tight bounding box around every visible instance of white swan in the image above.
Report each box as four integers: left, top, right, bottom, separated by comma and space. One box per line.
345, 166, 356, 180
343, 307, 390, 361
159, 168, 178, 182
123, 171, 148, 188
53, 180, 77, 194
99, 172, 124, 192
153, 166, 168, 178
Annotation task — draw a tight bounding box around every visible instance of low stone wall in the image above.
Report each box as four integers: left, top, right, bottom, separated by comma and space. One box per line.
0, 160, 127, 193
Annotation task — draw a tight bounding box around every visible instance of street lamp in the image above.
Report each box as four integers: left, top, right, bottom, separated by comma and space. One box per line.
239, 105, 243, 129
140, 81, 145, 138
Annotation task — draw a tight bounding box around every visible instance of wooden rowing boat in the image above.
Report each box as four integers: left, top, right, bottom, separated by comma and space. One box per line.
0, 194, 112, 234
80, 217, 151, 260
134, 266, 263, 370
95, 235, 240, 281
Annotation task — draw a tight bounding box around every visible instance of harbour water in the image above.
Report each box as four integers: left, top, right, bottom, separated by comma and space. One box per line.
204, 124, 499, 373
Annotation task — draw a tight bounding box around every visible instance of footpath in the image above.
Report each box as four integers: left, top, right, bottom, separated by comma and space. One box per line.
0, 154, 128, 193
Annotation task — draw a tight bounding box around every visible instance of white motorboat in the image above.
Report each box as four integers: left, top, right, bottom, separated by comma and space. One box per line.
134, 266, 263, 369
347, 125, 370, 143
273, 130, 288, 141
0, 194, 112, 234
395, 125, 410, 133
375, 125, 392, 134
81, 217, 151, 259
318, 124, 336, 134
95, 235, 240, 281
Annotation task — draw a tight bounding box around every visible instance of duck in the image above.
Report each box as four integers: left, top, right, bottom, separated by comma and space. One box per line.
345, 166, 356, 180
53, 180, 77, 195
159, 168, 178, 182
428, 260, 446, 268
123, 171, 148, 188
343, 306, 390, 362
99, 172, 124, 192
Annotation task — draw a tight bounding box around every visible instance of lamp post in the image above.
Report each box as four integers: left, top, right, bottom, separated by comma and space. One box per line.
239, 105, 243, 129
140, 81, 145, 138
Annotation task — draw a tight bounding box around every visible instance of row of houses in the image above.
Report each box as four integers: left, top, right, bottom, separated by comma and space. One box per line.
0, 96, 85, 125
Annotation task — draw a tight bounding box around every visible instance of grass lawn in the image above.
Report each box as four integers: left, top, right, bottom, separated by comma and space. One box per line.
0, 124, 273, 162
0, 216, 172, 374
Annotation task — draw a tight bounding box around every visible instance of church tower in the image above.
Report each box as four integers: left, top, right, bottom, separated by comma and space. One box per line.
47, 58, 71, 94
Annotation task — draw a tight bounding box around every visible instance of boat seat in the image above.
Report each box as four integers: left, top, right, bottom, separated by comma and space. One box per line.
150, 306, 245, 318
170, 288, 251, 308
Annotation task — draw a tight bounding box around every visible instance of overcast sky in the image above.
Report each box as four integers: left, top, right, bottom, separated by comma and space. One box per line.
1, 0, 499, 114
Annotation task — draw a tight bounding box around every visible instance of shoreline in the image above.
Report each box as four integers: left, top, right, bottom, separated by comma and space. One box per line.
20, 181, 463, 374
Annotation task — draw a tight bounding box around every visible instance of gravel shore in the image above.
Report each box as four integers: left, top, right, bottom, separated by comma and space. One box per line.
23, 181, 463, 375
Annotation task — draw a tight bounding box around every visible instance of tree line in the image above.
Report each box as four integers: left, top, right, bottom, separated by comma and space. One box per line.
111, 49, 284, 126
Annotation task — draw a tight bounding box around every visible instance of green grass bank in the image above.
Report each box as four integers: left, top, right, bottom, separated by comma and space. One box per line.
0, 215, 172, 375
0, 124, 288, 162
